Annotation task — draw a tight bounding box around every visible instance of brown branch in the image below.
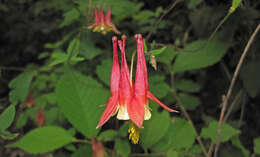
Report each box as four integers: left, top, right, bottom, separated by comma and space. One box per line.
214, 23, 260, 157
170, 71, 208, 157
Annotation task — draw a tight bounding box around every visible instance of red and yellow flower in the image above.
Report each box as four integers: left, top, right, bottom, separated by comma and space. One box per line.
88, 4, 120, 35
96, 34, 178, 144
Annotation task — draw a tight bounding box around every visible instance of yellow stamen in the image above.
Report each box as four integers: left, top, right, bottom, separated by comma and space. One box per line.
128, 121, 141, 144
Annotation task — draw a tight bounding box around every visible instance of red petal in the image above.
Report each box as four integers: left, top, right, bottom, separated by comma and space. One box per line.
110, 36, 120, 95
147, 91, 178, 113
128, 97, 145, 128
96, 95, 118, 128
118, 35, 132, 110
88, 5, 100, 29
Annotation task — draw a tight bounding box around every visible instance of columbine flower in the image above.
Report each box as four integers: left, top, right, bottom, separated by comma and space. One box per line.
96, 35, 178, 144
128, 34, 178, 129
88, 4, 120, 35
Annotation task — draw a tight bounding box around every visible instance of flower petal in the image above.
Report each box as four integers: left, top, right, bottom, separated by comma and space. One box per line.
110, 36, 120, 95
147, 91, 178, 112
128, 97, 145, 128
96, 95, 119, 128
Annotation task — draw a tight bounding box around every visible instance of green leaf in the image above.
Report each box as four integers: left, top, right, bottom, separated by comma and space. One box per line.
153, 118, 196, 151
172, 40, 230, 73
166, 149, 179, 157
254, 137, 260, 154
98, 130, 117, 142
232, 136, 250, 157
150, 47, 167, 55
0, 130, 18, 140
79, 32, 103, 60
240, 61, 260, 98
67, 38, 80, 58
174, 79, 201, 93
143, 39, 148, 52
0, 105, 15, 131
71, 145, 92, 157
231, 0, 241, 11
156, 47, 177, 64
96, 58, 113, 86
178, 93, 201, 110
115, 138, 131, 157
9, 71, 35, 104
59, 8, 80, 28
188, 0, 203, 9
149, 75, 171, 99
11, 126, 74, 154
56, 69, 109, 138
141, 105, 171, 148
201, 121, 240, 143
49, 51, 84, 67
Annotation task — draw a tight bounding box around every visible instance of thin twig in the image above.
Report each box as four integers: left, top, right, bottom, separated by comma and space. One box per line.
145, 0, 183, 41
170, 71, 208, 157
214, 24, 260, 157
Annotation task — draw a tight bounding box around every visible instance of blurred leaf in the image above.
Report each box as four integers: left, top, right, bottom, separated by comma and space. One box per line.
153, 118, 196, 151
141, 105, 171, 148
156, 47, 178, 64
98, 130, 117, 142
60, 8, 80, 28
178, 93, 201, 110
143, 39, 148, 52
71, 145, 92, 157
118, 123, 129, 137
0, 4, 8, 11
254, 137, 260, 155
115, 138, 131, 157
16, 108, 34, 129
67, 38, 80, 58
9, 71, 35, 104
79, 33, 103, 60
175, 79, 201, 93
240, 61, 260, 98
0, 130, 18, 140
231, 0, 241, 10
232, 136, 250, 157
150, 47, 167, 55
166, 149, 178, 157
0, 105, 15, 131
96, 58, 112, 86
172, 40, 230, 73
188, 0, 203, 9
49, 51, 84, 67
201, 121, 240, 143
11, 126, 74, 154
149, 75, 171, 99
56, 69, 109, 138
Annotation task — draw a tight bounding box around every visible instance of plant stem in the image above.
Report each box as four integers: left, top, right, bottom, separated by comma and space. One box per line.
214, 24, 260, 157
170, 71, 208, 157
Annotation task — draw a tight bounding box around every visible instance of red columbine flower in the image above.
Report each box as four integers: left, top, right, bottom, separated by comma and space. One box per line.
88, 4, 120, 35
128, 34, 178, 129
96, 35, 177, 144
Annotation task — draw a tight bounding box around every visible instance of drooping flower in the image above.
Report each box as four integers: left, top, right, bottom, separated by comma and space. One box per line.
92, 138, 107, 157
128, 34, 178, 129
96, 35, 178, 144
88, 4, 120, 35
